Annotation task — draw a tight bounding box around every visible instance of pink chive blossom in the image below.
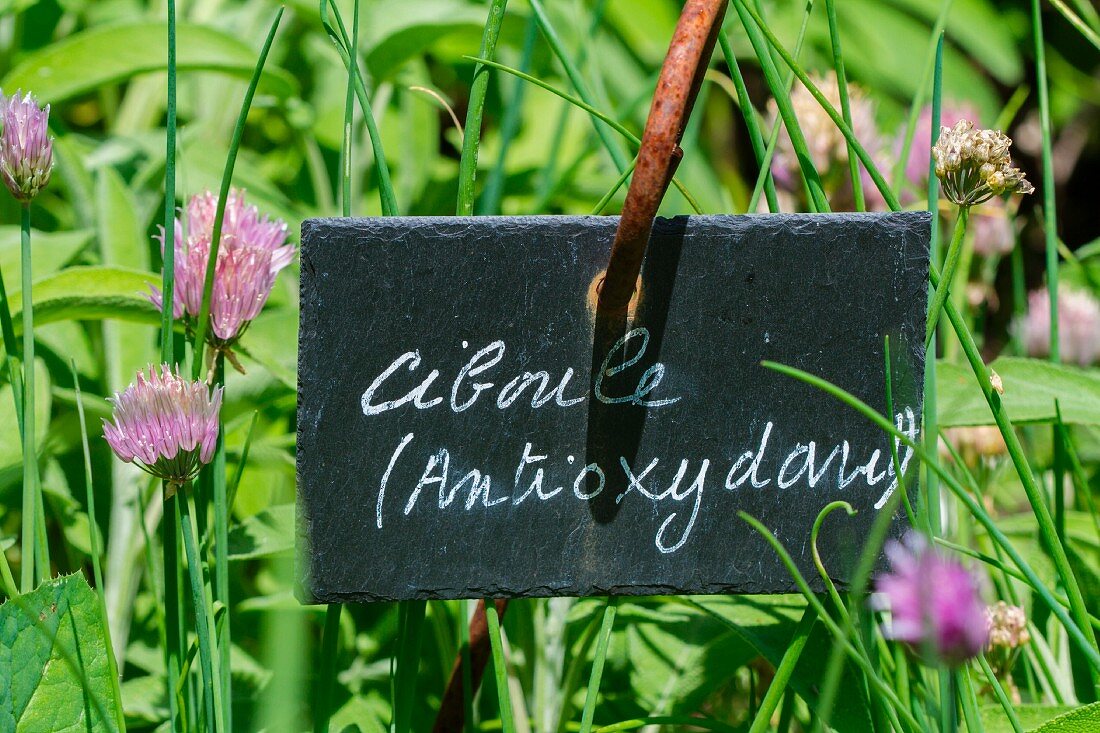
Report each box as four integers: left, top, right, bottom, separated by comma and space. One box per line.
0, 90, 53, 203
874, 533, 988, 667
1020, 287, 1100, 366
103, 365, 222, 494
147, 189, 293, 353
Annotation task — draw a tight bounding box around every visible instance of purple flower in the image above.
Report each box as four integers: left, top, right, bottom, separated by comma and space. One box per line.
103, 364, 222, 494
0, 89, 53, 203
1020, 287, 1100, 366
147, 189, 293, 357
874, 533, 988, 667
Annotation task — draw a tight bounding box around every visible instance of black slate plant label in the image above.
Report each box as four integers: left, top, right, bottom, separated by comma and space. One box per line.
297, 213, 930, 602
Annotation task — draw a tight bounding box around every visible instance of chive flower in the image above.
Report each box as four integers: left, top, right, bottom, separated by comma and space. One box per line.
874, 533, 989, 667
0, 89, 53, 203
103, 364, 223, 496
148, 189, 293, 369
932, 120, 1033, 206
1020, 287, 1100, 366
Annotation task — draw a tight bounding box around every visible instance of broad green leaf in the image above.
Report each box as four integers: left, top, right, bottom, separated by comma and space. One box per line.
7, 266, 160, 340
362, 0, 522, 81
0, 229, 93, 283
1031, 702, 1100, 732
228, 503, 294, 561
938, 357, 1100, 426
238, 308, 298, 389
2, 21, 297, 103
0, 573, 124, 732
979, 704, 1078, 733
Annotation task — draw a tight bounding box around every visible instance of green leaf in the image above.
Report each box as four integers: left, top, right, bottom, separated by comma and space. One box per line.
0, 360, 51, 494
1, 21, 297, 104
7, 266, 160, 339
1031, 702, 1100, 732
0, 573, 124, 732
0, 229, 93, 284
227, 504, 294, 561
362, 0, 520, 81
938, 357, 1100, 426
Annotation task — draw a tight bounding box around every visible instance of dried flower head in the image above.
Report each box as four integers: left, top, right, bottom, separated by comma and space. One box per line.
103, 365, 222, 495
900, 103, 980, 202
0, 90, 53, 203
874, 533, 989, 667
986, 602, 1029, 650
147, 189, 293, 369
932, 120, 1033, 206
1020, 287, 1100, 367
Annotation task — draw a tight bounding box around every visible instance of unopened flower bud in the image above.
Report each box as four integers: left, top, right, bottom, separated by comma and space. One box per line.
0, 90, 53, 203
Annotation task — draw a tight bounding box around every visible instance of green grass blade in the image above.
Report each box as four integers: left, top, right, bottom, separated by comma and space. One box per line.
394, 600, 427, 733
480, 14, 539, 215
824, 0, 864, 210
1033, 0, 1060, 362
591, 157, 637, 215
924, 31, 944, 536
744, 0, 815, 214
466, 56, 703, 213
339, 0, 359, 218
737, 511, 922, 732
747, 604, 815, 733
180, 491, 222, 731
485, 600, 516, 733
731, 0, 901, 212
161, 0, 177, 365
314, 603, 342, 733
457, 0, 510, 216
579, 597, 618, 733
717, 31, 779, 212
19, 205, 37, 592
978, 655, 1023, 733
1050, 0, 1100, 52
322, 0, 399, 216
890, 0, 954, 198
732, 0, 829, 213
191, 7, 284, 380
528, 0, 629, 172
69, 358, 125, 731
761, 359, 1100, 671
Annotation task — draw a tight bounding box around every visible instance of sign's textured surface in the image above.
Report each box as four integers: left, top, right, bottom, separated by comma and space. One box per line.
297, 213, 929, 602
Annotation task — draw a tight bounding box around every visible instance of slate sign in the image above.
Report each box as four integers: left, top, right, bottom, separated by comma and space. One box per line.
297, 212, 930, 602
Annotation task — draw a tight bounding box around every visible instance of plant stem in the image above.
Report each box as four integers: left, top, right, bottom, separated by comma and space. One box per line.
314, 603, 342, 733
457, 0, 510, 215
19, 204, 40, 592
927, 206, 969, 346
181, 490, 223, 731
162, 493, 184, 732
1033, 0, 1060, 363
161, 0, 177, 365
748, 605, 815, 733
717, 32, 779, 212
824, 0, 864, 210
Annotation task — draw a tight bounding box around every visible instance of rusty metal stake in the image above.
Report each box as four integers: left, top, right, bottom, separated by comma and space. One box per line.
433, 599, 509, 733
597, 0, 727, 313
432, 3, 725, 731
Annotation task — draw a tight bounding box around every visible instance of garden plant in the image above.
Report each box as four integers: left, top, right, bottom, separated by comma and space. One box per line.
1, 0, 1100, 731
